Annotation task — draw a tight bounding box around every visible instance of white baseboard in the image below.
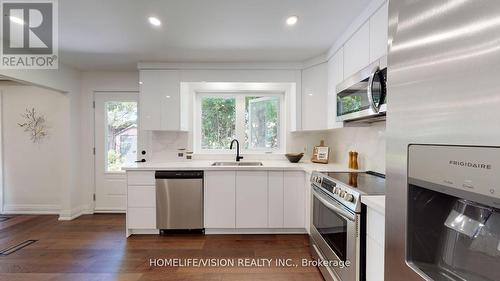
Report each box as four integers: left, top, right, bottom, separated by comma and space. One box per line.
94, 208, 126, 213
204, 228, 307, 234
58, 204, 92, 221
127, 229, 159, 237
3, 204, 60, 215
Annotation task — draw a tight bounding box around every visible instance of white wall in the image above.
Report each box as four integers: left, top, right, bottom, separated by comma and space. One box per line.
326, 122, 386, 173
0, 64, 82, 219
1, 85, 70, 214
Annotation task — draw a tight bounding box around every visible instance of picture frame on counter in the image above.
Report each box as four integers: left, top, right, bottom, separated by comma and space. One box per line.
311, 140, 330, 164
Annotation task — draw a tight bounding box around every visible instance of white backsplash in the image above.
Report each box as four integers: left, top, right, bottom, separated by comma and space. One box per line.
325, 122, 386, 173
147, 124, 385, 172
149, 131, 190, 162
148, 130, 329, 162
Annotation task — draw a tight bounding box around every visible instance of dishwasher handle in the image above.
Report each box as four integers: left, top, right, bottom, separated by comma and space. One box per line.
155, 171, 204, 179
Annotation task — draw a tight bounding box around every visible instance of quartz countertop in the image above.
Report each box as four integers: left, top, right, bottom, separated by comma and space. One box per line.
361, 195, 385, 214
123, 160, 359, 173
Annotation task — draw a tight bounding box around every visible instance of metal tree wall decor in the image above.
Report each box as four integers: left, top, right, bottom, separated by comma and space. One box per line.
18, 108, 48, 143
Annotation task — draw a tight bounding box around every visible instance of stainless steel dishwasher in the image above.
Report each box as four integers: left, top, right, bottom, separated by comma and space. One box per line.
155, 171, 204, 233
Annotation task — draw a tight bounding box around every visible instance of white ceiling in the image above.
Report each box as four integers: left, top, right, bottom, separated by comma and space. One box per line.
59, 0, 371, 70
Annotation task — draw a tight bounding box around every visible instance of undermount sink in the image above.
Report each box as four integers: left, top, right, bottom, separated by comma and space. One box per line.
211, 161, 263, 166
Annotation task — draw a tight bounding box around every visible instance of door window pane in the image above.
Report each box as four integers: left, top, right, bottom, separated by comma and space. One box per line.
105, 101, 137, 172
245, 96, 280, 150
201, 97, 236, 149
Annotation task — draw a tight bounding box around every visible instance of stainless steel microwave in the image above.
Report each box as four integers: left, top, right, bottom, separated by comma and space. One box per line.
336, 57, 387, 123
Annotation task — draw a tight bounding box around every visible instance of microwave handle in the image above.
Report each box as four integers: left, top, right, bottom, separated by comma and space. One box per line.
312, 187, 356, 221
367, 67, 382, 112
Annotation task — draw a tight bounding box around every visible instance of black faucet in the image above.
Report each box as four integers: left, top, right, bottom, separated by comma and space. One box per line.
230, 139, 244, 162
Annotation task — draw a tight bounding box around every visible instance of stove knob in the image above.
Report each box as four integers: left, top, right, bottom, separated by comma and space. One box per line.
336, 189, 342, 196
344, 193, 354, 202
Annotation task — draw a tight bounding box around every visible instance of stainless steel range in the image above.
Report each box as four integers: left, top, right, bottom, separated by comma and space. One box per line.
310, 171, 385, 281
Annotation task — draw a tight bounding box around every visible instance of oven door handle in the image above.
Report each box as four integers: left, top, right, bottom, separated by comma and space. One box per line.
312, 187, 356, 221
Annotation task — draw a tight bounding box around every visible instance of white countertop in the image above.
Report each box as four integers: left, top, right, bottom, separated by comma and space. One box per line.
123, 160, 358, 173
361, 195, 385, 214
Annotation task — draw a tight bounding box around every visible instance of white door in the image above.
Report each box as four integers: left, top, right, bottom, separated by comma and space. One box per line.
94, 92, 139, 212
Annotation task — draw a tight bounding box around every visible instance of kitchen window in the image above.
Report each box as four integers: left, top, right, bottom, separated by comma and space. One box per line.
195, 93, 284, 153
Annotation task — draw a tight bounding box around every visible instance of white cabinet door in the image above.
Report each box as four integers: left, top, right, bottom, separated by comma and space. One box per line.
283, 171, 305, 228
369, 1, 389, 63
236, 171, 268, 228
128, 208, 156, 229
139, 70, 184, 131
301, 62, 328, 130
128, 186, 155, 208
366, 207, 385, 281
327, 48, 344, 129
268, 171, 284, 228
204, 171, 236, 228
304, 172, 312, 233
344, 21, 370, 78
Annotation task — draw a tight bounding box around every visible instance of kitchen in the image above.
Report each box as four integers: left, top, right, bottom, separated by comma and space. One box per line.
0, 1, 498, 281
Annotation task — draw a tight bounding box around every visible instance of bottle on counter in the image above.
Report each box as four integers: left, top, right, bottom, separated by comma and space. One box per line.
348, 151, 359, 170
352, 152, 359, 170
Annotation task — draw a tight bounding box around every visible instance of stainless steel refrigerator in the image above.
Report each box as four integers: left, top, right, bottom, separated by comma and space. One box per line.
386, 0, 500, 280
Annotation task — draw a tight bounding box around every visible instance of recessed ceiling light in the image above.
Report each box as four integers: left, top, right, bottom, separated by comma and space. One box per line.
286, 15, 298, 26
139, 81, 143, 85
148, 16, 161, 27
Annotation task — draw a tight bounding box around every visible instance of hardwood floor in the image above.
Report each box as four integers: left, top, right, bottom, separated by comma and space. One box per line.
0, 214, 324, 281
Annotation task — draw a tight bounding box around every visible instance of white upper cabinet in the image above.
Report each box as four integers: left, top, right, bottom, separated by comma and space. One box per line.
327, 48, 344, 129
344, 21, 370, 78
369, 2, 389, 63
301, 62, 328, 131
139, 70, 187, 131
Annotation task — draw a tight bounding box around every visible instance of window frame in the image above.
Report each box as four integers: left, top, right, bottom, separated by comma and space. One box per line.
194, 91, 285, 154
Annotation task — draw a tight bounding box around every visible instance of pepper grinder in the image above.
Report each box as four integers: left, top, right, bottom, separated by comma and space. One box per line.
352, 151, 359, 170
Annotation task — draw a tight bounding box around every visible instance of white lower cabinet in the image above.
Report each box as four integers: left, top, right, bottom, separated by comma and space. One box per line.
284, 171, 306, 228
126, 170, 307, 234
268, 171, 284, 228
126, 171, 156, 232
304, 172, 312, 233
365, 206, 385, 281
204, 171, 236, 228
236, 171, 268, 228
203, 170, 306, 231
128, 207, 156, 229
127, 186, 155, 208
